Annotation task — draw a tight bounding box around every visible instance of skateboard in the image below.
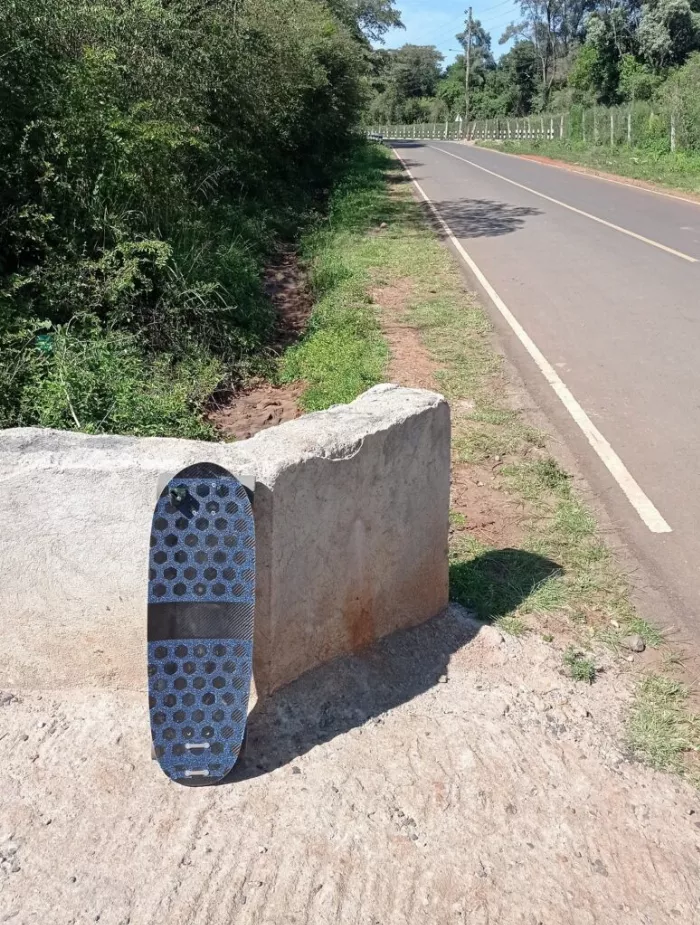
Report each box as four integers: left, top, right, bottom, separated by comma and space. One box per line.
147, 463, 255, 784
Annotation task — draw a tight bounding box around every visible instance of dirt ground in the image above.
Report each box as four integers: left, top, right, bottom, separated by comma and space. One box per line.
208, 252, 309, 440
3, 606, 700, 925
372, 281, 525, 552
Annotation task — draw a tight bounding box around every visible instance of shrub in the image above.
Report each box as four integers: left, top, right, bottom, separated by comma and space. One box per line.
0, 0, 368, 436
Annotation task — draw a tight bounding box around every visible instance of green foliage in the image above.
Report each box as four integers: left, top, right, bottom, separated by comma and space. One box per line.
327, 0, 403, 42
570, 23, 623, 106
629, 674, 700, 774
620, 55, 662, 101
660, 52, 700, 148
500, 42, 539, 115
638, 0, 700, 70
563, 647, 597, 683
0, 0, 371, 437
19, 325, 220, 439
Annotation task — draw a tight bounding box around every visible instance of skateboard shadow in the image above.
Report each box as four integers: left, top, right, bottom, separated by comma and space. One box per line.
227, 548, 562, 783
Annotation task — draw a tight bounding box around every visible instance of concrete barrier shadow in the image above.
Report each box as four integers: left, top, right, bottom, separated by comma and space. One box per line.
230, 547, 561, 781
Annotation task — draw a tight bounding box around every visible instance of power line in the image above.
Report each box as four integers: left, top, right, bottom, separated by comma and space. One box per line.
475, 0, 517, 13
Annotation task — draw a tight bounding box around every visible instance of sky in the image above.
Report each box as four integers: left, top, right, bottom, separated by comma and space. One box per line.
379, 0, 520, 64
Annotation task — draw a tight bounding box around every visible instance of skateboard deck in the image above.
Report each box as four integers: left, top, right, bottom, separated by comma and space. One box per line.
147, 462, 255, 784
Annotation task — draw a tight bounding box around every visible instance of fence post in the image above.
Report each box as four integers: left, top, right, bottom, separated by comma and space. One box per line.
527, 117, 532, 139
671, 112, 677, 153
560, 114, 564, 140
610, 111, 614, 147
593, 110, 599, 144
627, 109, 632, 146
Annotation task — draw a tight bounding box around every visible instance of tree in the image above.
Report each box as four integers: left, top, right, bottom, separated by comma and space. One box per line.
437, 57, 468, 116
569, 14, 625, 103
637, 0, 700, 69
327, 0, 403, 42
501, 0, 565, 107
500, 0, 595, 107
619, 52, 661, 99
389, 44, 444, 99
500, 41, 539, 114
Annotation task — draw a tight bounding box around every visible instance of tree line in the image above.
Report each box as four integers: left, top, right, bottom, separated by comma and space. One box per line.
366, 0, 700, 124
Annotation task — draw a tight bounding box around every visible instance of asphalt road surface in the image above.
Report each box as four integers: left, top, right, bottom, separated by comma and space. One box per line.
392, 140, 700, 640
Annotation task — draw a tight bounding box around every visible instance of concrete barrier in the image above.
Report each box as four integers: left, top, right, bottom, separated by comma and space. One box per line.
1, 384, 450, 695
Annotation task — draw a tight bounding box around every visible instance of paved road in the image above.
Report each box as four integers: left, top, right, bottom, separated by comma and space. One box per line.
392, 140, 700, 639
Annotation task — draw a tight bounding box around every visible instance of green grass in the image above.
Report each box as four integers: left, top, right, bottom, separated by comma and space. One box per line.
628, 675, 700, 776
563, 646, 597, 684
280, 146, 392, 409
479, 139, 700, 196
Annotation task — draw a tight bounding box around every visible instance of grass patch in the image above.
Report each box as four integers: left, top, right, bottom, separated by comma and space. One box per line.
563, 646, 597, 684
281, 146, 392, 410
629, 675, 700, 776
479, 139, 700, 196
497, 616, 528, 637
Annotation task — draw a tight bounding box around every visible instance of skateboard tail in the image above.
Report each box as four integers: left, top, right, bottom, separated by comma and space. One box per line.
148, 638, 252, 780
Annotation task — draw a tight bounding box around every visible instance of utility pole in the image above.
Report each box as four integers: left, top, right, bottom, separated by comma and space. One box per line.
464, 7, 473, 138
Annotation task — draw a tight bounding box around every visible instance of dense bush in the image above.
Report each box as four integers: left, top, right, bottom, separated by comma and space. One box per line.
0, 0, 369, 434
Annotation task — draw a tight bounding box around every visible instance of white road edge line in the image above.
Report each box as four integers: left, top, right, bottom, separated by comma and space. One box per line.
428, 143, 698, 264
393, 147, 673, 535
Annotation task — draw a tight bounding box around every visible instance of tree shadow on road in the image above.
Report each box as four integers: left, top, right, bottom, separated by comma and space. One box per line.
228, 548, 562, 782
427, 198, 541, 238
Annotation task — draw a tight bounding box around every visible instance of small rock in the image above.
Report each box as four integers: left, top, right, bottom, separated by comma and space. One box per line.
292, 767, 301, 775
621, 635, 646, 653
379, 222, 388, 229
438, 674, 448, 684
480, 626, 504, 647
610, 620, 620, 629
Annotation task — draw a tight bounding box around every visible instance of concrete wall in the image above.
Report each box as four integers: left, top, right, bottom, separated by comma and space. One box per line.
0, 384, 450, 695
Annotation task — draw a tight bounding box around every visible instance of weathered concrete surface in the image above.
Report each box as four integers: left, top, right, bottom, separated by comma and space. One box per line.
2, 606, 699, 924
0, 385, 450, 695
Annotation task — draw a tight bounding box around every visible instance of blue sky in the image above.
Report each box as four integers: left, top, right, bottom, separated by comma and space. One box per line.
379, 0, 519, 64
